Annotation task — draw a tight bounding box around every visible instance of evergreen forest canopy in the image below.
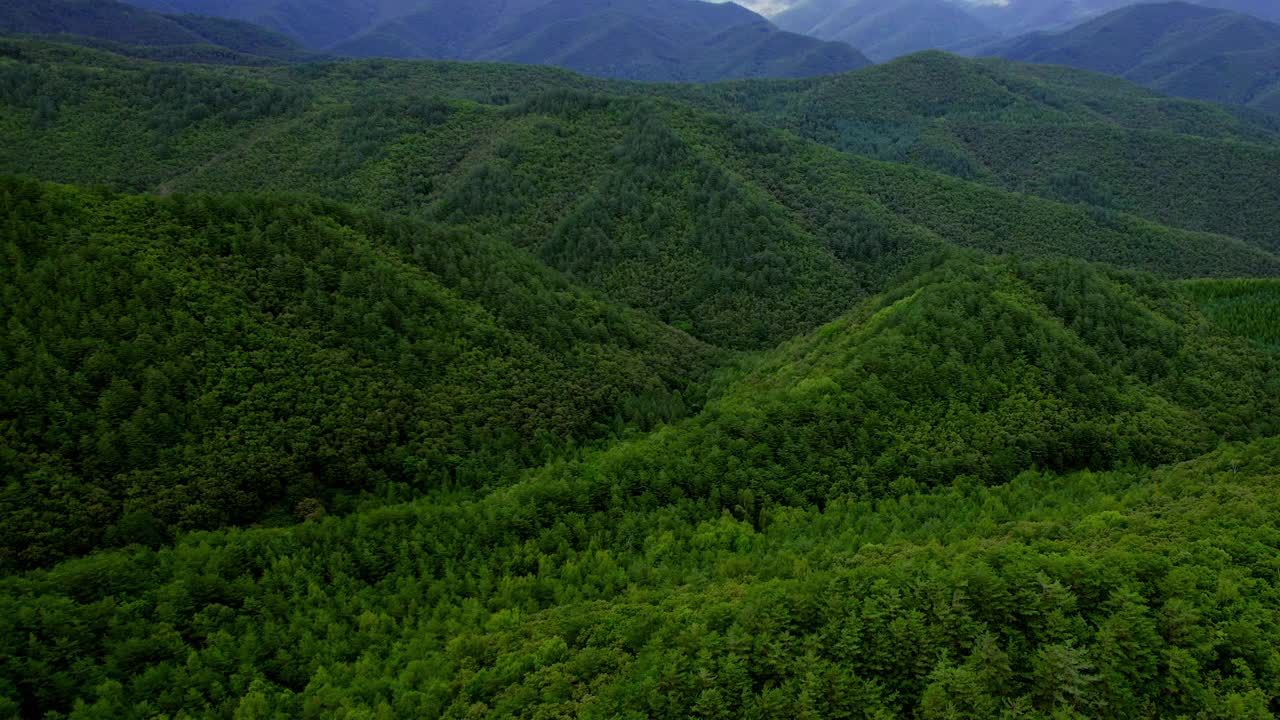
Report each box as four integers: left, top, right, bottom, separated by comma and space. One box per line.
5, 28, 1280, 720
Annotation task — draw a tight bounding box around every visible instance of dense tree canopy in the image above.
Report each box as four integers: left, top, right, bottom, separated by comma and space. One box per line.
1183, 279, 1280, 352
0, 176, 716, 568
4, 33, 1280, 720
3, 255, 1280, 717
3, 40, 1278, 349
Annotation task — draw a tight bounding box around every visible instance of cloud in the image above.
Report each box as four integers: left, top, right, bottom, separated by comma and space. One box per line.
725, 0, 1021, 13
724, 0, 1018, 18
722, 0, 796, 15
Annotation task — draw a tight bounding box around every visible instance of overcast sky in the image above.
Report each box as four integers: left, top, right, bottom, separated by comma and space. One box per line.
734, 0, 793, 14
725, 0, 1011, 17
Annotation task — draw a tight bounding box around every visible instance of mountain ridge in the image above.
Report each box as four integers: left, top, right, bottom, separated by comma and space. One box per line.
774, 0, 992, 61
6, 39, 1277, 344
116, 0, 872, 80
984, 1, 1280, 111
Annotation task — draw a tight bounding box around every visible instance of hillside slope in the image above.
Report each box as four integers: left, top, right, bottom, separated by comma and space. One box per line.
4, 41, 1276, 352
0, 176, 718, 568
11, 38, 1279, 252
662, 51, 1280, 251
546, 253, 1280, 506
5, 25, 1280, 720
1182, 278, 1280, 352
4, 254, 1280, 718
987, 2, 1280, 112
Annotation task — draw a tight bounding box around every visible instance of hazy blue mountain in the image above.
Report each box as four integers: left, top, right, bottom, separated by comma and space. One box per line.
772, 0, 1280, 60
119, 0, 411, 49
0, 0, 313, 61
1170, 0, 1280, 23
987, 2, 1280, 112
966, 0, 1280, 33
775, 0, 992, 60
121, 0, 871, 80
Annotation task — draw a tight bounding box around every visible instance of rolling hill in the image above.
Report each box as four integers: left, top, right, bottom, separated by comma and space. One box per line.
970, 0, 1280, 28
5, 251, 1280, 718
986, 2, 1280, 112
0, 176, 720, 568
659, 51, 1280, 252
4, 37, 1280, 568
5, 18, 1280, 720
3, 40, 1275, 354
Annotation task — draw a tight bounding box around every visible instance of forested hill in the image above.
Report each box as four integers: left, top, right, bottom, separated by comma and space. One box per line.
985, 1, 1280, 113
15, 37, 1271, 252
3, 39, 1277, 353
6, 19, 1280, 720
5, 252, 1280, 717
0, 176, 718, 568
660, 51, 1280, 251
0, 0, 315, 64
509, 252, 1280, 509
1184, 278, 1280, 353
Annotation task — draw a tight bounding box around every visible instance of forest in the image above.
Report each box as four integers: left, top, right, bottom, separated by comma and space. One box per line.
3, 31, 1280, 720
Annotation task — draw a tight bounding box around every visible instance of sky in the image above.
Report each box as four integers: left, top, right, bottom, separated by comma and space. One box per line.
725, 0, 1012, 17
735, 0, 793, 14
702, 0, 791, 14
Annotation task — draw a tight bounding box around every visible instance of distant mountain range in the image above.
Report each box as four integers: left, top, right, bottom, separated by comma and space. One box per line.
113, 0, 870, 81
985, 2, 1280, 112
773, 0, 990, 61
16, 0, 1280, 101
967, 0, 1280, 34
774, 0, 1280, 60
0, 0, 314, 63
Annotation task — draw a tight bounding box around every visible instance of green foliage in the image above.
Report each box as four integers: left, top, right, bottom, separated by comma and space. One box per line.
3, 37, 1280, 720
15, 36, 1276, 254
7, 248, 1274, 716
1183, 279, 1280, 352
2, 42, 1276, 350
528, 253, 1279, 517
662, 52, 1280, 252
0, 176, 716, 568
6, 421, 1280, 718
